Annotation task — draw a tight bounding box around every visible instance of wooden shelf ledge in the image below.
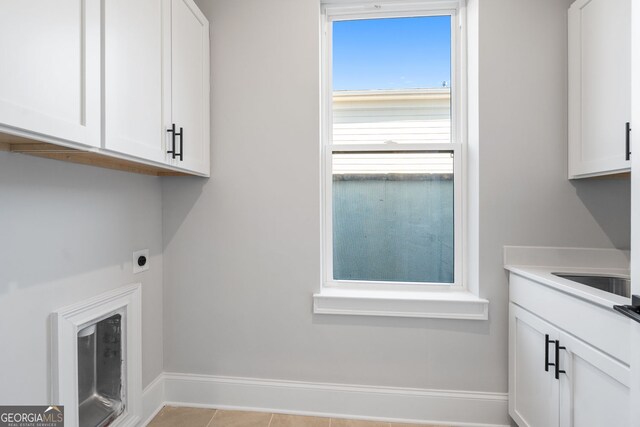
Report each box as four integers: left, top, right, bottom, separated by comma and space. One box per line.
0, 133, 188, 176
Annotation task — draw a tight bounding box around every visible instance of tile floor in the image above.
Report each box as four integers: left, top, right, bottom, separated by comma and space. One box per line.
147, 406, 450, 427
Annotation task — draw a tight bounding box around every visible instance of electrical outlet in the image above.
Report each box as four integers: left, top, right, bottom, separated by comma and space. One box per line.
133, 249, 149, 274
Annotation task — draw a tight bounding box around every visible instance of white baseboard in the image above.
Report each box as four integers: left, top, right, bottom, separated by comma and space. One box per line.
141, 374, 165, 426
141, 372, 510, 427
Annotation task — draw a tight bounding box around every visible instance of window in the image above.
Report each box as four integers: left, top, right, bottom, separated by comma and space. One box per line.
322, 1, 465, 291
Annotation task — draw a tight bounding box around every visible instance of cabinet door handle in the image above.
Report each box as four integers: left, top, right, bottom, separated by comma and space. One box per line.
554, 340, 566, 379
167, 124, 177, 159
545, 334, 555, 372
626, 122, 631, 161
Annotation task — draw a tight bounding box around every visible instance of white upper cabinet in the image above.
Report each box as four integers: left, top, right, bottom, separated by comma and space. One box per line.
0, 0, 210, 176
0, 0, 100, 148
164, 0, 210, 175
103, 0, 167, 163
568, 0, 631, 178
104, 0, 210, 174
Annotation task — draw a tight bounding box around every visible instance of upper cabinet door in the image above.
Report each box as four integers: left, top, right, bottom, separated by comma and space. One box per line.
165, 0, 210, 176
103, 0, 166, 163
568, 0, 631, 178
0, 0, 100, 148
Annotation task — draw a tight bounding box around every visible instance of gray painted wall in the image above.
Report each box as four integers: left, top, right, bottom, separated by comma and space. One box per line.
162, 0, 630, 393
0, 152, 164, 403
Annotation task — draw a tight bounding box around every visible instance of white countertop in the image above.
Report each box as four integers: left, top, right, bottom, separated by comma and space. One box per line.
505, 265, 630, 308
504, 246, 631, 309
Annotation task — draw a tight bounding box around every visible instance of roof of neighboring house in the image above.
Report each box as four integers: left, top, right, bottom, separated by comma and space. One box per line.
331, 88, 454, 174
333, 88, 451, 102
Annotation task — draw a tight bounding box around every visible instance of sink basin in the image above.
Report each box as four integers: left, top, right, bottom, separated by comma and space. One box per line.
552, 273, 631, 298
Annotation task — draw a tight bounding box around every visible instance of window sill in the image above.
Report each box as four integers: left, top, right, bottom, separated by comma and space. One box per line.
313, 288, 489, 320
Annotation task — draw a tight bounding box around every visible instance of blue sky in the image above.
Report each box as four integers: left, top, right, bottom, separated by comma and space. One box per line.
332, 16, 451, 91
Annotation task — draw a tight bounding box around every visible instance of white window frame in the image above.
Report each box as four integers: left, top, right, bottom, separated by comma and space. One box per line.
322, 0, 465, 290
315, 0, 487, 319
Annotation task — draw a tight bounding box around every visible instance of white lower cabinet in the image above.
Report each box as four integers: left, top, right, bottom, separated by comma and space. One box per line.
509, 305, 560, 427
510, 303, 630, 427
558, 330, 630, 427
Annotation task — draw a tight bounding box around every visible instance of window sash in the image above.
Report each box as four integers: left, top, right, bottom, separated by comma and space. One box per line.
325, 4, 461, 146
324, 145, 463, 290
321, 1, 466, 291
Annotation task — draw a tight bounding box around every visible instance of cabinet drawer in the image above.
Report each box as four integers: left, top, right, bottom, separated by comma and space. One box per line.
509, 273, 630, 365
